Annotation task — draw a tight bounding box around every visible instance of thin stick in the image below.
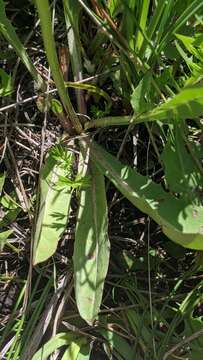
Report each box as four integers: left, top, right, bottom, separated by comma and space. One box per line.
0, 70, 112, 113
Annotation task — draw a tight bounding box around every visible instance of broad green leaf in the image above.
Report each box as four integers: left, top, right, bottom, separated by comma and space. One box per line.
61, 338, 87, 360
31, 333, 78, 360
0, 229, 13, 252
161, 127, 202, 202
74, 161, 110, 324
91, 142, 203, 250
138, 85, 203, 123
131, 83, 203, 125
0, 69, 13, 96
76, 343, 91, 360
130, 71, 152, 114
33, 149, 72, 265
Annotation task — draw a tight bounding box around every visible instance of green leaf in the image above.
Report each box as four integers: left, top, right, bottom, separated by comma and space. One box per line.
0, 208, 20, 228
184, 316, 203, 355
86, 84, 203, 130
131, 72, 152, 114
74, 161, 110, 324
135, 0, 150, 51
50, 98, 63, 114
100, 323, 135, 360
0, 0, 44, 90
175, 33, 203, 61
0, 172, 5, 195
1, 192, 19, 209
0, 229, 13, 252
31, 333, 78, 360
76, 343, 91, 360
175, 40, 200, 73
91, 142, 203, 250
33, 149, 72, 265
126, 309, 151, 345
161, 127, 202, 202
35, 0, 82, 132
139, 85, 203, 123
61, 338, 87, 360
0, 69, 13, 96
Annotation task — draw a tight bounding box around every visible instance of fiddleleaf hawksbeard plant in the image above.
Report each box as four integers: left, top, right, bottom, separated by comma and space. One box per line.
1, 0, 203, 328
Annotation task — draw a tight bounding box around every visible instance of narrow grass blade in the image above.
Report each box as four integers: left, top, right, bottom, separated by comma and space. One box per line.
158, 0, 203, 54
0, 172, 6, 194
33, 149, 72, 265
140, 0, 166, 55
0, 283, 26, 353
91, 142, 203, 250
0, 0, 44, 90
74, 161, 110, 324
135, 0, 150, 51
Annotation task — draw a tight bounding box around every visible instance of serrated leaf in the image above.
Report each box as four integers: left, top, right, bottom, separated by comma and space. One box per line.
33, 150, 72, 265
91, 142, 203, 250
74, 161, 110, 324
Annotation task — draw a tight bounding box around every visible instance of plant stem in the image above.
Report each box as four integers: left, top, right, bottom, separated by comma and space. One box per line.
35, 0, 83, 134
